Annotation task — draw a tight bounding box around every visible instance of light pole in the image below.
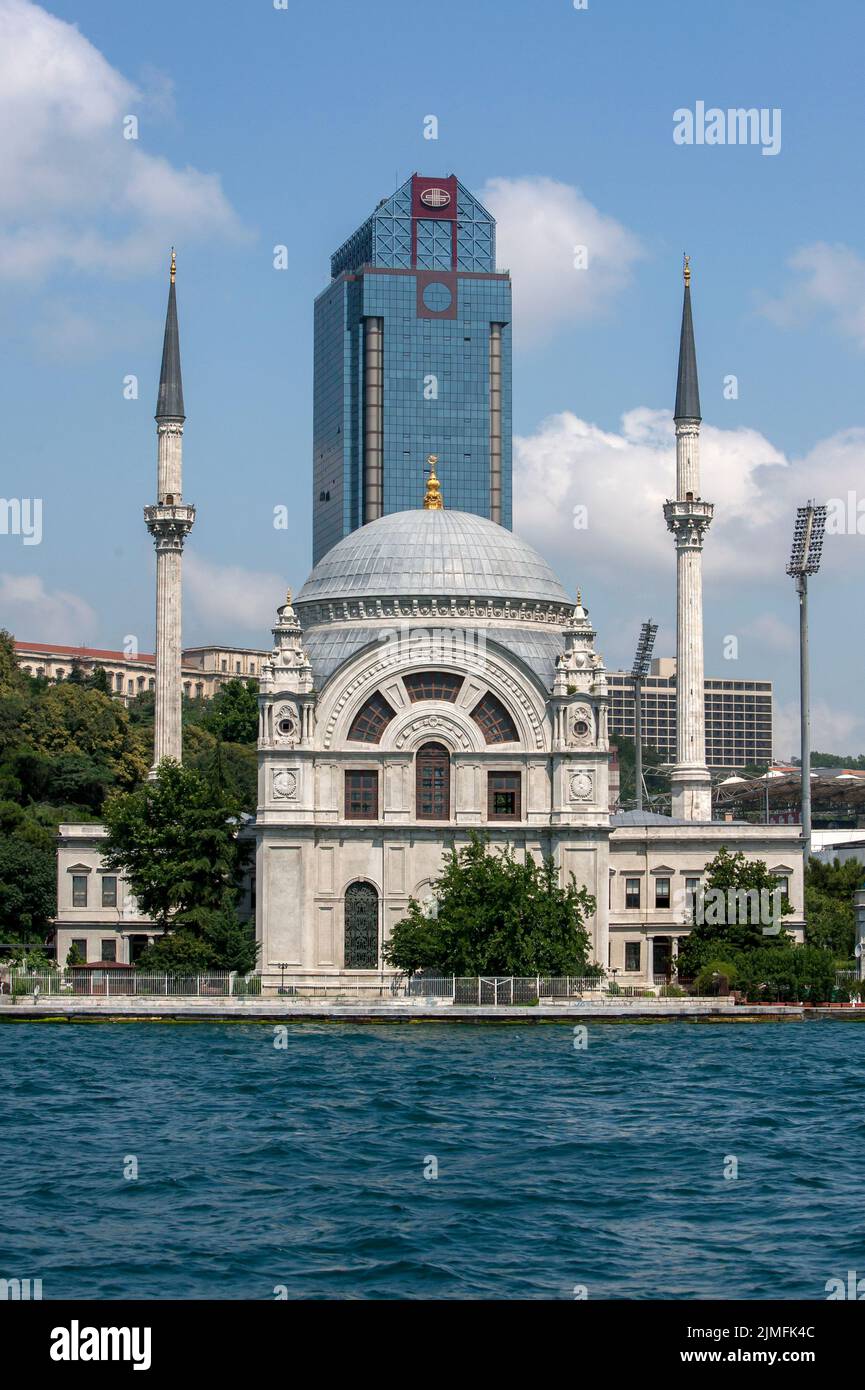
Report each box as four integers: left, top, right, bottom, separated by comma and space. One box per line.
631, 620, 658, 811
786, 502, 826, 865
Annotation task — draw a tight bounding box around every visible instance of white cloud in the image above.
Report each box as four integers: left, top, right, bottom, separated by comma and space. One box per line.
744, 612, 797, 654
761, 242, 865, 348
774, 699, 863, 762
0, 572, 97, 643
185, 552, 284, 637
0, 0, 244, 280
478, 176, 644, 344
514, 407, 865, 590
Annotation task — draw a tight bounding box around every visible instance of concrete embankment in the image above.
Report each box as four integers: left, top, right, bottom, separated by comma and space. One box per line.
0, 997, 811, 1024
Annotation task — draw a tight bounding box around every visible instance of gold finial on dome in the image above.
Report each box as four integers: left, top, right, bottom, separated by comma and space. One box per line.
423, 454, 444, 510
170, 247, 176, 284
683, 252, 691, 288
285, 587, 292, 606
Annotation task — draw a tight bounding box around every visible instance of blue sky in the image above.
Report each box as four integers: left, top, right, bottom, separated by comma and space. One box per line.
2, 0, 865, 754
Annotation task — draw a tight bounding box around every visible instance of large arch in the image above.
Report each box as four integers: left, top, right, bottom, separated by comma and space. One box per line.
315, 631, 553, 753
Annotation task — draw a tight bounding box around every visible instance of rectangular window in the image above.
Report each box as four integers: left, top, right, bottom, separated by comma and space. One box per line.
72, 874, 88, 908
625, 878, 641, 909
487, 771, 521, 821
72, 938, 87, 961
101, 939, 117, 962
345, 770, 378, 820
685, 877, 701, 918
775, 875, 789, 899
655, 877, 671, 909
101, 876, 117, 908
625, 941, 641, 971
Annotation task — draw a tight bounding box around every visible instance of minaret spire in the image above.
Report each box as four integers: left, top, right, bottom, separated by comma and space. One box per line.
144, 252, 195, 775
664, 258, 713, 821
674, 254, 701, 422
156, 248, 185, 422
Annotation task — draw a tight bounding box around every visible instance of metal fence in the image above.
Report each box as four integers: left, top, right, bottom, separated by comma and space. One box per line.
407, 975, 606, 1004
6, 970, 261, 998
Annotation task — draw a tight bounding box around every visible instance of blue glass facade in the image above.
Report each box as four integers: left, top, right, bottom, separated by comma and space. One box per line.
313, 174, 512, 562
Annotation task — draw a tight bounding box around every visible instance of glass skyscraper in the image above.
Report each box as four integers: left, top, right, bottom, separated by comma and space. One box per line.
313, 173, 512, 562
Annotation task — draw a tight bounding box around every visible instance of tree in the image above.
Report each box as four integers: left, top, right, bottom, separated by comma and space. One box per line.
383, 833, 598, 976
0, 834, 56, 941
677, 846, 793, 978
804, 856, 862, 958
202, 679, 259, 745
102, 760, 245, 932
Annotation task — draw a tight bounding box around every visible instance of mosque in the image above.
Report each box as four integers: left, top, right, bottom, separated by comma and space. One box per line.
54, 253, 805, 986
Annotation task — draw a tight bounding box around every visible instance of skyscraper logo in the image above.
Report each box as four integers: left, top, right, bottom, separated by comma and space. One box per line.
420, 187, 451, 208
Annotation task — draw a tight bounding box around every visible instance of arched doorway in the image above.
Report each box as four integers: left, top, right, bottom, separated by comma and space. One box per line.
416, 741, 450, 820
344, 881, 379, 969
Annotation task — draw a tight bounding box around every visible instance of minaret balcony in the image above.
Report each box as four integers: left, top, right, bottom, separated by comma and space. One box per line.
663, 498, 713, 546
144, 502, 196, 549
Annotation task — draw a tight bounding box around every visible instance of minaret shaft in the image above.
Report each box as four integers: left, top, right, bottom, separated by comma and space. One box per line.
154, 546, 184, 764
145, 253, 194, 775
664, 263, 712, 822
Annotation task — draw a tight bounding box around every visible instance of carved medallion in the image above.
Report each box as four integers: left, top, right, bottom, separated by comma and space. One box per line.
570, 770, 594, 802
272, 768, 298, 800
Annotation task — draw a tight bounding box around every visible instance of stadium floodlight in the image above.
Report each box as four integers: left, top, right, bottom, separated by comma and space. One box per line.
787, 502, 827, 863
630, 620, 658, 812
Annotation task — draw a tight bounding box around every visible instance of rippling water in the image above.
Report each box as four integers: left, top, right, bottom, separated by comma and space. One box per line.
2, 1019, 864, 1300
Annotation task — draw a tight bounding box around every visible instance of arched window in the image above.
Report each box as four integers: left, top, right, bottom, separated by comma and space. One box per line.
348, 690, 396, 743
344, 881, 379, 969
471, 691, 518, 744
416, 741, 450, 820
403, 671, 463, 702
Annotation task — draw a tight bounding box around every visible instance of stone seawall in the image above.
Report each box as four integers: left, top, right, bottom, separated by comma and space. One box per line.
0, 997, 808, 1023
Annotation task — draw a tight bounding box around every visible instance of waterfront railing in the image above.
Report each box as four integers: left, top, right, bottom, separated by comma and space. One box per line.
6, 970, 262, 998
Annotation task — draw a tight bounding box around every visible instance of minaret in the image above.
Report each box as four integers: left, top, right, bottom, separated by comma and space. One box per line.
144, 251, 195, 773
664, 256, 713, 821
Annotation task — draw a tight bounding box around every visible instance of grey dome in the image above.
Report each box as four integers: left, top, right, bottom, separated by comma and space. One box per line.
297, 509, 570, 606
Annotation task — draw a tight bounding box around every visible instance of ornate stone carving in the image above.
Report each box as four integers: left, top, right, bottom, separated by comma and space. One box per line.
274, 703, 300, 745
569, 770, 594, 802
272, 768, 298, 800
393, 712, 472, 751
571, 704, 594, 743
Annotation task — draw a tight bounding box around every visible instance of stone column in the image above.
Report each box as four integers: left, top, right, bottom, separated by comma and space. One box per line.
665, 422, 713, 821
145, 503, 194, 772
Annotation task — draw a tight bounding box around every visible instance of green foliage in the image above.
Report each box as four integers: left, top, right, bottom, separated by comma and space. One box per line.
200, 679, 259, 745
102, 760, 246, 930
0, 834, 56, 940
676, 846, 793, 978
809, 751, 865, 770
804, 856, 861, 958
383, 832, 598, 976
103, 760, 256, 973
694, 959, 740, 994
732, 945, 837, 1003
65, 942, 85, 966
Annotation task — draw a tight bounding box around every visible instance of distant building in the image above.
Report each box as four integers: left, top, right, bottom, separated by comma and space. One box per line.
14, 640, 268, 705
607, 657, 773, 768
313, 173, 512, 562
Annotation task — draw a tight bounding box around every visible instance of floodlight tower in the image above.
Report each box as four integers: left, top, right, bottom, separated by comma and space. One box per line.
786, 501, 827, 863
631, 620, 658, 812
